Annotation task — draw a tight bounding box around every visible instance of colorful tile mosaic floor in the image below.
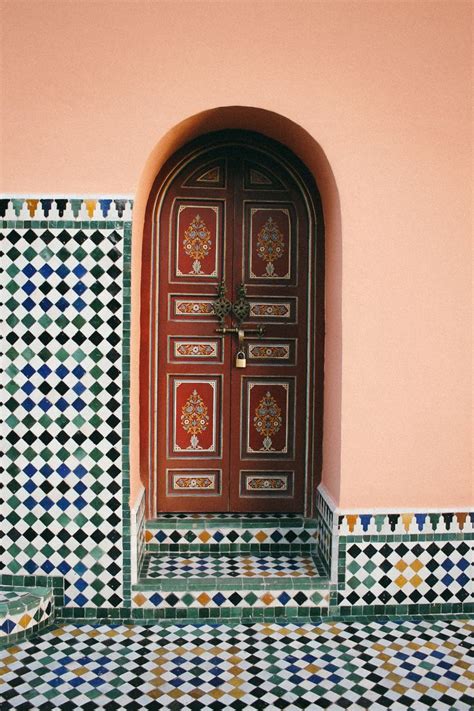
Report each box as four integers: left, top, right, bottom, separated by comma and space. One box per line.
140, 553, 326, 580
0, 619, 472, 709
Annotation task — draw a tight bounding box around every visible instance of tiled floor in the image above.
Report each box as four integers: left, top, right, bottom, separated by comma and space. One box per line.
1, 619, 472, 709
140, 553, 326, 580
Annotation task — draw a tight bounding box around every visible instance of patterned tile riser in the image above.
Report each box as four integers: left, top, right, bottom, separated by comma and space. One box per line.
1, 201, 132, 610
132, 588, 330, 610
0, 587, 55, 644
144, 525, 318, 550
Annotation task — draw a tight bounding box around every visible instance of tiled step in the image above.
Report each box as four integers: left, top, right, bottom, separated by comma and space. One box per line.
132, 551, 331, 620
144, 513, 319, 554
0, 586, 55, 647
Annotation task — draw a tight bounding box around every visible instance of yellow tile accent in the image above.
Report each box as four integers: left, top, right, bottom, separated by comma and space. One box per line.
260, 592, 275, 605
410, 574, 423, 588
255, 531, 268, 542
452, 681, 468, 692
18, 614, 32, 629
209, 689, 225, 699
392, 683, 408, 694
85, 199, 96, 218
144, 530, 153, 542
26, 199, 39, 217
410, 559, 423, 572
413, 683, 429, 693
401, 513, 413, 532
346, 515, 358, 532
433, 682, 449, 693
229, 688, 246, 699
197, 593, 211, 606
72, 666, 89, 676
395, 559, 408, 572
133, 593, 146, 606
394, 574, 407, 588
198, 531, 211, 543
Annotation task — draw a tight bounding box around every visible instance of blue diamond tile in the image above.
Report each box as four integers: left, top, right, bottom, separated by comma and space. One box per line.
38, 364, 52, 378
39, 297, 53, 311
73, 264, 87, 278
22, 264, 36, 277
56, 265, 70, 278
73, 297, 86, 311
22, 297, 36, 311
39, 264, 54, 278
73, 281, 87, 295
22, 281, 36, 295
22, 397, 35, 412
39, 398, 53, 411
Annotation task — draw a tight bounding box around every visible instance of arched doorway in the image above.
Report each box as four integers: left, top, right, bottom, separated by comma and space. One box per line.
140, 130, 324, 514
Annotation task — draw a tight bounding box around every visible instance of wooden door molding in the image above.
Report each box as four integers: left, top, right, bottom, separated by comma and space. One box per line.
140, 130, 324, 517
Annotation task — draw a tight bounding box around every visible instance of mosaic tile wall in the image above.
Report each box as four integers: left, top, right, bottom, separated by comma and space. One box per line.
1, 197, 132, 610
316, 488, 473, 614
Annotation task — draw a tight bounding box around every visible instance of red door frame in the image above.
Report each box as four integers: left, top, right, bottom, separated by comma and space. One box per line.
140, 130, 324, 518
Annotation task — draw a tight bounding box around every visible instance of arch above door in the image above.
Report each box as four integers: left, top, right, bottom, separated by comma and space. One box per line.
140, 130, 324, 517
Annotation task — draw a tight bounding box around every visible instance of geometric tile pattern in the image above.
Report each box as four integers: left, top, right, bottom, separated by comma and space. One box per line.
145, 514, 318, 552
338, 511, 474, 536
0, 619, 472, 709
338, 541, 473, 606
0, 586, 54, 644
132, 587, 329, 611
0, 197, 133, 221
141, 553, 324, 579
1, 215, 130, 609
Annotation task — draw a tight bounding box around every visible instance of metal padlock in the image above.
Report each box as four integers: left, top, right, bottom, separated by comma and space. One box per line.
235, 348, 247, 368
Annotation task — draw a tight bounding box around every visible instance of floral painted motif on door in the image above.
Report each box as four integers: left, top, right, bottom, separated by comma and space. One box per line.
141, 134, 320, 513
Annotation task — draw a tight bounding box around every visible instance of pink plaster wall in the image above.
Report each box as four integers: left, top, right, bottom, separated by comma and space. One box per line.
1, 0, 472, 510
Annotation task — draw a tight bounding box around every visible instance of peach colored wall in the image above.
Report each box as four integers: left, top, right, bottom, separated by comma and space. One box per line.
1, 0, 472, 510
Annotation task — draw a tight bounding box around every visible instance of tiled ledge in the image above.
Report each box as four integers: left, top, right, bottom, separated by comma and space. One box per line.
145, 514, 319, 552
0, 586, 55, 647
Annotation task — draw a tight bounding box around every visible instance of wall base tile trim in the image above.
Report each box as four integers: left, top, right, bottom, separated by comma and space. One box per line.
316, 486, 473, 612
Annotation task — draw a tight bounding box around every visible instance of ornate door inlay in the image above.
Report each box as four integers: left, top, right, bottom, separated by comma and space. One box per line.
142, 134, 320, 513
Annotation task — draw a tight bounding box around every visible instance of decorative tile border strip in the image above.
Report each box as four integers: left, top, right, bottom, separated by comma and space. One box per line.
131, 587, 330, 611
0, 197, 133, 221
0, 586, 55, 646
338, 511, 473, 536
145, 519, 318, 549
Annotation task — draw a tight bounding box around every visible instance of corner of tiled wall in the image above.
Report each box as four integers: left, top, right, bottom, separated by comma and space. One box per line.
130, 485, 146, 585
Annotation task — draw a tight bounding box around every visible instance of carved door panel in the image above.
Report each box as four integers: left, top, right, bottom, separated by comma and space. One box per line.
154, 141, 310, 512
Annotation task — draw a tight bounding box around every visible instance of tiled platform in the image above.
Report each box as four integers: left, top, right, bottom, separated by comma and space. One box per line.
0, 586, 54, 647
140, 552, 326, 580
0, 619, 472, 709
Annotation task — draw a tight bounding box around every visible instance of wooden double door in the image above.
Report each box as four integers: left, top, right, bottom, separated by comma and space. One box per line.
144, 134, 317, 513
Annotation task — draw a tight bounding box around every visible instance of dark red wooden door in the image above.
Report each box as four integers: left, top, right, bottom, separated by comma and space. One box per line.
149, 138, 312, 512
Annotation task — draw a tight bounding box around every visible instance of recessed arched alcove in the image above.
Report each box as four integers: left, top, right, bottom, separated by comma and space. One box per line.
129, 107, 341, 518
